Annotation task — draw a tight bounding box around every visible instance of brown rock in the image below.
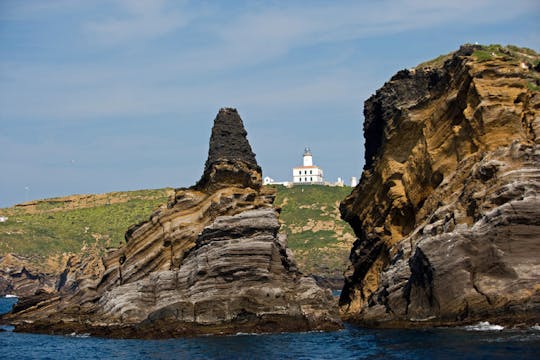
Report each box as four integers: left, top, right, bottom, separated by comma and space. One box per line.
0, 254, 58, 297
339, 45, 540, 327
2, 108, 340, 337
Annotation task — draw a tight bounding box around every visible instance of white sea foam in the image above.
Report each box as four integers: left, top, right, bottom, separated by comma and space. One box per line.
4, 294, 18, 298
464, 321, 504, 331
232, 331, 269, 337
68, 332, 91, 338
531, 324, 540, 331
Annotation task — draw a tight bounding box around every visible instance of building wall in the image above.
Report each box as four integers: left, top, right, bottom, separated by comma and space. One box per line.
292, 166, 324, 184
303, 155, 313, 167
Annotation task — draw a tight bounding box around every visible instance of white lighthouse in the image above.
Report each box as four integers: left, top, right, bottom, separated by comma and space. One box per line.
292, 147, 324, 184
303, 148, 313, 166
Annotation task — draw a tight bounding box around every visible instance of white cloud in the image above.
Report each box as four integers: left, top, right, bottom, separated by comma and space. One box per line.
84, 0, 191, 45
233, 0, 535, 46
1, 0, 538, 121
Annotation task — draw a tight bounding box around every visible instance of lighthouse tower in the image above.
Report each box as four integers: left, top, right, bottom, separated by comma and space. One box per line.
292, 147, 324, 184
303, 147, 313, 166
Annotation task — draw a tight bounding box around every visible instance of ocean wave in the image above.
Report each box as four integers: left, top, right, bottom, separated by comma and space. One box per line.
464, 321, 504, 331
4, 294, 18, 298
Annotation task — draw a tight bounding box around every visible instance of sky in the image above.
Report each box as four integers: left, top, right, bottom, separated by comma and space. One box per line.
1, 0, 539, 207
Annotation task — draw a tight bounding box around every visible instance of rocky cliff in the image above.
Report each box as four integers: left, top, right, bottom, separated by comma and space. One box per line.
340, 45, 540, 327
0, 254, 59, 297
2, 108, 340, 337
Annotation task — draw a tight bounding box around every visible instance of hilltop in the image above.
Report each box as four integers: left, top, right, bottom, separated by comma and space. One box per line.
0, 189, 173, 259
0, 182, 354, 295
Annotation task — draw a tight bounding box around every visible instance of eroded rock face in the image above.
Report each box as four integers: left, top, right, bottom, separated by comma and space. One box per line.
340, 45, 540, 327
0, 254, 57, 297
195, 108, 262, 192
0, 252, 98, 298
2, 108, 340, 337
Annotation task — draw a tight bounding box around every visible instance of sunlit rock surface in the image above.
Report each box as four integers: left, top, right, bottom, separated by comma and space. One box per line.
340, 45, 540, 327
2, 108, 340, 337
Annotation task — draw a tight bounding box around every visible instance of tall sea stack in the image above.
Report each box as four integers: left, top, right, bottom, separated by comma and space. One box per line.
339, 45, 540, 327
1, 108, 341, 337
195, 108, 262, 192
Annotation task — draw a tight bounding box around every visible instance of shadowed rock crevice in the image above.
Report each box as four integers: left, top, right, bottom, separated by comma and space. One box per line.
403, 247, 436, 315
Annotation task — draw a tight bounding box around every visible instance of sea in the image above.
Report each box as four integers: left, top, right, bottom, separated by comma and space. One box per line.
1, 296, 539, 359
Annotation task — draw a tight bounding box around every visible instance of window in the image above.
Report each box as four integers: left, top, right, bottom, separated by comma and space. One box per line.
310, 177, 313, 181
310, 170, 312, 174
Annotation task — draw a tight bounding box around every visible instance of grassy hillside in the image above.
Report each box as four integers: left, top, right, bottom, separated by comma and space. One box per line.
273, 185, 356, 277
0, 189, 173, 257
0, 185, 355, 278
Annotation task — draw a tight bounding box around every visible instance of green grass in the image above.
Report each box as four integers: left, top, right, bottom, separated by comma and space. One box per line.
0, 185, 357, 278
416, 52, 453, 69
472, 44, 540, 63
527, 81, 540, 91
0, 189, 171, 258
272, 185, 356, 276
507, 45, 538, 57
415, 44, 540, 67
472, 49, 497, 62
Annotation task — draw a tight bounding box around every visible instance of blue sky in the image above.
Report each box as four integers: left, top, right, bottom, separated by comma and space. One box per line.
1, 0, 539, 207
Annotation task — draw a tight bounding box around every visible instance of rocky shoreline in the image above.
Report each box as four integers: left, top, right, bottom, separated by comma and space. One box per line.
1, 108, 341, 338
2, 44, 539, 336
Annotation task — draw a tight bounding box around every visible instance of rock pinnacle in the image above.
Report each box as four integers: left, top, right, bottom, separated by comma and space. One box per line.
195, 108, 262, 191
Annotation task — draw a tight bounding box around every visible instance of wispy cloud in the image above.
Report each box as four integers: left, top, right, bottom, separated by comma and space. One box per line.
1, 0, 539, 206
1, 0, 538, 121
0, 0, 88, 20
214, 0, 538, 62
83, 0, 192, 45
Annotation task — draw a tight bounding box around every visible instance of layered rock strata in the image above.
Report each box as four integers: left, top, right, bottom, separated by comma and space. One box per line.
2, 108, 340, 337
0, 254, 58, 297
0, 245, 107, 298
340, 45, 540, 327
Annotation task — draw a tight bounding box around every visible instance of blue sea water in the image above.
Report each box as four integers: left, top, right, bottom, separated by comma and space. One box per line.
1, 297, 539, 359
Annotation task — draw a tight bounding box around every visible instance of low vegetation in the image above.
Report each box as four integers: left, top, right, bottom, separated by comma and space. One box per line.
0, 189, 172, 257
0, 185, 356, 279
272, 185, 356, 277
472, 44, 539, 65
416, 44, 540, 69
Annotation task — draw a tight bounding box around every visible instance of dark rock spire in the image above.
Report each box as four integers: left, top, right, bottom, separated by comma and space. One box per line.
194, 108, 262, 192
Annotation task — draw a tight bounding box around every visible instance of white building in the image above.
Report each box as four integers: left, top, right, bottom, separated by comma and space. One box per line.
263, 176, 292, 187
292, 147, 324, 184
0, 216, 7, 223
351, 176, 358, 187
